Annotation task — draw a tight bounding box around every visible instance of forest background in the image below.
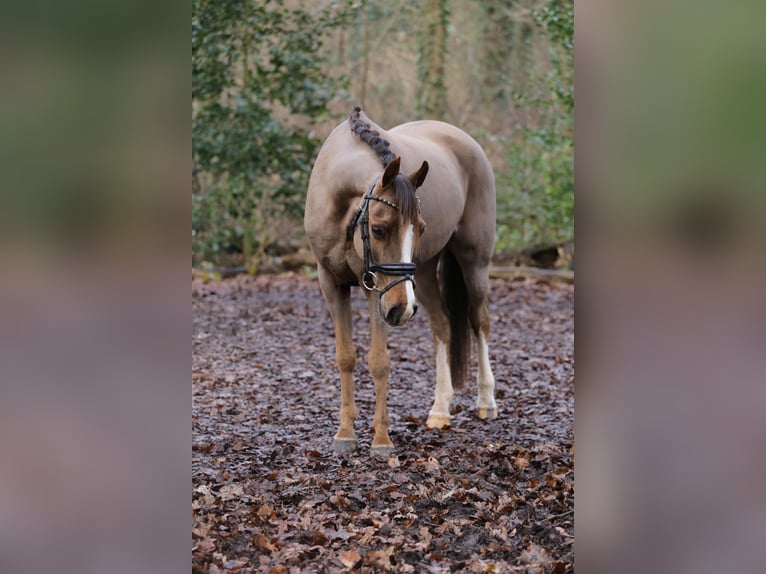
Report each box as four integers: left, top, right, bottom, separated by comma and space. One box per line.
192, 0, 573, 269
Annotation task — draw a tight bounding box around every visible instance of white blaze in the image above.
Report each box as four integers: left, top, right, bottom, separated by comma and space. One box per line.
400, 223, 416, 317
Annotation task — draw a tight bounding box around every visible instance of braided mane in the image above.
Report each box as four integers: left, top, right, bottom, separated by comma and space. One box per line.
349, 106, 396, 167
347, 107, 420, 244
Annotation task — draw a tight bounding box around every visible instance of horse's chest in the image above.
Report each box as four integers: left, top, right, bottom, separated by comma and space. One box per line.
321, 243, 361, 283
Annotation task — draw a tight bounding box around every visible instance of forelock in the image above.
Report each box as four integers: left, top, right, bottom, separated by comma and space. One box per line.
392, 175, 419, 226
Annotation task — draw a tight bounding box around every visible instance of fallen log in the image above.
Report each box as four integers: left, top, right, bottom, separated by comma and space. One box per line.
192, 259, 574, 285
489, 265, 574, 284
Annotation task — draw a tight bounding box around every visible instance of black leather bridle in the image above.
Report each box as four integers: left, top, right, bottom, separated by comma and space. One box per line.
349, 176, 418, 298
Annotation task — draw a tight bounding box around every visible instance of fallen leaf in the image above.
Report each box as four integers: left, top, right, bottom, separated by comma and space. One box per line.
416, 525, 432, 551
217, 483, 244, 501
329, 494, 350, 508
253, 534, 275, 553
339, 550, 361, 568
257, 504, 275, 517
520, 542, 554, 565
303, 530, 329, 546
192, 274, 574, 571
366, 548, 393, 571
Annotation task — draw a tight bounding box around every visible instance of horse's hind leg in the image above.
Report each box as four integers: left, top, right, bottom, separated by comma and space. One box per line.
317, 266, 358, 452
455, 255, 498, 420
416, 259, 454, 429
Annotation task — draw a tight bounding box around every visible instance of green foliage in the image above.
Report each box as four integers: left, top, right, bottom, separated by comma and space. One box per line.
192, 0, 354, 265
535, 0, 573, 113
496, 128, 573, 253
191, 0, 573, 265
495, 0, 573, 254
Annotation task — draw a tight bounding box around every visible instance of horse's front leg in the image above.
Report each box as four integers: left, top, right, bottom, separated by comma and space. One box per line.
318, 267, 357, 452
367, 293, 394, 455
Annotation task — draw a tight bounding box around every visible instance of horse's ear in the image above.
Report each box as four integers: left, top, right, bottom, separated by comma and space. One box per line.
408, 160, 429, 189
382, 157, 401, 188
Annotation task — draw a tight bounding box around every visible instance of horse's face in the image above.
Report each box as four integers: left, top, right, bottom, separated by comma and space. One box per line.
363, 158, 429, 327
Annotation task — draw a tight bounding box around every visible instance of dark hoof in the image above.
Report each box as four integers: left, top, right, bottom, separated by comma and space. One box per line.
370, 444, 395, 458
478, 407, 499, 420
332, 438, 357, 453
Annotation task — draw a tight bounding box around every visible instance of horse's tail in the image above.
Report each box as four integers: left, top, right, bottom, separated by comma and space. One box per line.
440, 249, 470, 389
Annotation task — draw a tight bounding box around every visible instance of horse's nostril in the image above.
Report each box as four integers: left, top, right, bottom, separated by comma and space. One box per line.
386, 305, 404, 325
412, 304, 418, 317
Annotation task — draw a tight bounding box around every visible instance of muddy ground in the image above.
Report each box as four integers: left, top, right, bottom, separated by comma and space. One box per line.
192, 272, 574, 573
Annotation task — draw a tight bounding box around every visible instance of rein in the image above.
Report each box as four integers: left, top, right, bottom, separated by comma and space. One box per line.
349, 177, 417, 298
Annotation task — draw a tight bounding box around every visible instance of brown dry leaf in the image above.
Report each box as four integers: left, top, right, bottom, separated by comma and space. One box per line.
416, 525, 432, 551
513, 456, 530, 469
192, 485, 216, 509
425, 456, 441, 473
358, 526, 375, 545
339, 550, 362, 568
191, 527, 207, 539
304, 530, 330, 546
257, 504, 275, 517
366, 548, 393, 571
520, 542, 554, 566
554, 526, 572, 538
196, 537, 215, 552
329, 494, 350, 508
253, 534, 275, 553
217, 483, 244, 501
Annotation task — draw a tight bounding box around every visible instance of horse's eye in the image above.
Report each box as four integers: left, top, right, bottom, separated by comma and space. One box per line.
371, 225, 386, 239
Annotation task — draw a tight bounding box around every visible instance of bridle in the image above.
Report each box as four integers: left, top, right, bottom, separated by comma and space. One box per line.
349, 175, 418, 299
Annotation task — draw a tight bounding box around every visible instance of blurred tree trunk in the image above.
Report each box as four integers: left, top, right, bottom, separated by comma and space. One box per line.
361, 6, 370, 108
417, 0, 450, 118
478, 0, 534, 119
479, 0, 514, 104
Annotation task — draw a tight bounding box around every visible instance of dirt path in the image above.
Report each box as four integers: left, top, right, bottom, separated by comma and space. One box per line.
193, 273, 574, 573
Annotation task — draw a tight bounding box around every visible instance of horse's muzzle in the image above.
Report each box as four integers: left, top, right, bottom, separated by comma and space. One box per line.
381, 293, 418, 326
384, 303, 418, 327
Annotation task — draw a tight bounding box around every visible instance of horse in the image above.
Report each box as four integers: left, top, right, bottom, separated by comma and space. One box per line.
304, 107, 497, 455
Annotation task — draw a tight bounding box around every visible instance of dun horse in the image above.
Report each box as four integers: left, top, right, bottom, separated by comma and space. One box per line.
305, 107, 497, 455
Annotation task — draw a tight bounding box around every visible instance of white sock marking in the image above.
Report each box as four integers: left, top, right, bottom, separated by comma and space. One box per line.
476, 332, 497, 410
429, 339, 453, 418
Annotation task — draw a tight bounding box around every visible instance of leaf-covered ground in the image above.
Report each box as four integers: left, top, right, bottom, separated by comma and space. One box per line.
192, 273, 574, 573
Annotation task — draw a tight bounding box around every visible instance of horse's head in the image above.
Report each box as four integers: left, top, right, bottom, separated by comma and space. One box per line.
357, 156, 429, 327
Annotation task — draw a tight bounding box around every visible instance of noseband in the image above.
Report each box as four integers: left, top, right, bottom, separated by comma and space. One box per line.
349, 177, 417, 298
